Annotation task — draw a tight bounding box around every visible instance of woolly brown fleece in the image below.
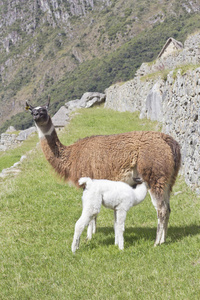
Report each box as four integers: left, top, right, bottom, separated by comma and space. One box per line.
40, 127, 181, 197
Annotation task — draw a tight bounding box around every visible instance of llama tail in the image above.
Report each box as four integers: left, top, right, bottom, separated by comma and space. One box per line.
161, 133, 181, 189
78, 177, 93, 189
134, 182, 148, 202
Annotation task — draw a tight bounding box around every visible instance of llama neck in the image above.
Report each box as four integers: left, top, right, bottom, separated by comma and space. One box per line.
36, 117, 71, 178
35, 117, 55, 139
133, 182, 148, 203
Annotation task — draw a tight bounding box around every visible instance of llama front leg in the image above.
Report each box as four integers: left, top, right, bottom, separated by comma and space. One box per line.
115, 209, 127, 250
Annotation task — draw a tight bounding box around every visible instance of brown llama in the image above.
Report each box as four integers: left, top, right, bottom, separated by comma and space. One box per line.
26, 97, 181, 246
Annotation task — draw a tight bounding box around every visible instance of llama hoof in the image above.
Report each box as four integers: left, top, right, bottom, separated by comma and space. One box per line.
71, 244, 77, 253
71, 239, 79, 253
118, 244, 124, 250
154, 241, 165, 247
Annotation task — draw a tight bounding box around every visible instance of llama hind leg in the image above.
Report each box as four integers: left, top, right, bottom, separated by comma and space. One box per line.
72, 212, 93, 253
114, 211, 118, 246
149, 188, 171, 246
159, 189, 171, 244
87, 217, 97, 240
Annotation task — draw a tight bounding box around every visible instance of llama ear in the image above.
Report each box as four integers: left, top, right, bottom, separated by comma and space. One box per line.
45, 95, 50, 110
25, 100, 33, 111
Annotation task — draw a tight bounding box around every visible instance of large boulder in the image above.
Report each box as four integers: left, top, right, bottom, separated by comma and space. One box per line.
65, 92, 106, 111
52, 106, 69, 128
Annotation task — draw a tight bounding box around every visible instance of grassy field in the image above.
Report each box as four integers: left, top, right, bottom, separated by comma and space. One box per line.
0, 107, 199, 299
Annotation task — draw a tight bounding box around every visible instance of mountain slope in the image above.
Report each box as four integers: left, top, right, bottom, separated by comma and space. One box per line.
0, 0, 200, 132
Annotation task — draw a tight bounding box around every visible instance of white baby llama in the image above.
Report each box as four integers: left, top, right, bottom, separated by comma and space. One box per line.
71, 177, 148, 253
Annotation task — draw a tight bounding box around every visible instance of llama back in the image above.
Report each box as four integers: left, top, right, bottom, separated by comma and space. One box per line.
66, 131, 142, 185
69, 131, 179, 187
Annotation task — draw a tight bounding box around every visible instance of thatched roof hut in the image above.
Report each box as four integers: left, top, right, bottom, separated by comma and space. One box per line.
158, 37, 183, 59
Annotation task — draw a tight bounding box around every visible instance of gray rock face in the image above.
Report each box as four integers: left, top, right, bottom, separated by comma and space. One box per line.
66, 92, 106, 111
146, 81, 163, 122
52, 106, 69, 128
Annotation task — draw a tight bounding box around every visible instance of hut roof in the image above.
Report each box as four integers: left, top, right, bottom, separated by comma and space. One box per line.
158, 37, 183, 58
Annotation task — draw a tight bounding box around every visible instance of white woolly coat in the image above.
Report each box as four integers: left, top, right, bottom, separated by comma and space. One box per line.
80, 178, 148, 214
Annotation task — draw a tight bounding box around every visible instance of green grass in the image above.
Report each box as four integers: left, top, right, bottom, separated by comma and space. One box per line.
0, 133, 38, 172
0, 107, 199, 299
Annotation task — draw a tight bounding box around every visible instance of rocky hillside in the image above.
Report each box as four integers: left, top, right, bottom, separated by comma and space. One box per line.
1, 0, 200, 132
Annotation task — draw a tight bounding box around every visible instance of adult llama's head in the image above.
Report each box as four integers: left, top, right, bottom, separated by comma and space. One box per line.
26, 96, 50, 126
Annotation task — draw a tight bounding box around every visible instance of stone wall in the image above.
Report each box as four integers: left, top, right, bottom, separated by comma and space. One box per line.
0, 133, 21, 151
0, 127, 36, 151
162, 69, 200, 192
105, 33, 200, 194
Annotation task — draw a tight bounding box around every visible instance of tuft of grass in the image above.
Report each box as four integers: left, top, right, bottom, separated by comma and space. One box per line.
141, 63, 200, 84
141, 68, 171, 82
172, 63, 200, 79
0, 107, 199, 299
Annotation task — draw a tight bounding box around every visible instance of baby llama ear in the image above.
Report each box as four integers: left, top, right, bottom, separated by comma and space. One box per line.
25, 100, 33, 111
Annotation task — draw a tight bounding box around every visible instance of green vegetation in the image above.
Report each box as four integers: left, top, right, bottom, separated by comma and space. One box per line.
104, 9, 133, 40
2, 12, 200, 134
49, 13, 200, 101
0, 107, 199, 299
